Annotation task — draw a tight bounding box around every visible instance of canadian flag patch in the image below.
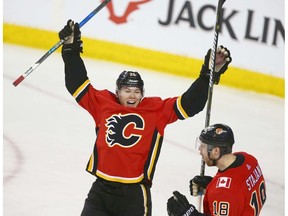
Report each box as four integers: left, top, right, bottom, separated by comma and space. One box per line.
216, 177, 232, 188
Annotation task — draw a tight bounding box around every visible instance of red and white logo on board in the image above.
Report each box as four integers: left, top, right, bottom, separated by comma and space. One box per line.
216, 177, 232, 188
103, 0, 152, 24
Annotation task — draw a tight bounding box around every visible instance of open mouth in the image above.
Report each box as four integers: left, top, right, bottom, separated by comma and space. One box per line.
127, 101, 137, 106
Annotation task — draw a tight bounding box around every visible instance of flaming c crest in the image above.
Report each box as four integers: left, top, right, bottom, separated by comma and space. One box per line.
105, 113, 144, 147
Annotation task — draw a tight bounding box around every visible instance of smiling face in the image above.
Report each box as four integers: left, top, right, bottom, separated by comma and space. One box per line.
116, 86, 143, 107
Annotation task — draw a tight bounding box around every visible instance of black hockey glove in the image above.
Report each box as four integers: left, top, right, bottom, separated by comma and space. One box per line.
167, 191, 199, 216
200, 45, 232, 84
189, 175, 213, 196
58, 19, 83, 54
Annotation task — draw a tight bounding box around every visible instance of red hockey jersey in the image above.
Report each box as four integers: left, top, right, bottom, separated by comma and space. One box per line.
77, 84, 187, 184
62, 52, 209, 185
203, 152, 266, 216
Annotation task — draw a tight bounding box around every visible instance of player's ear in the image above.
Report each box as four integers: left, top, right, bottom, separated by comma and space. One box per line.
213, 147, 221, 157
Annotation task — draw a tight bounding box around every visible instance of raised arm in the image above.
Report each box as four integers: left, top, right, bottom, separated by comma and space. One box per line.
58, 20, 90, 98
178, 46, 232, 118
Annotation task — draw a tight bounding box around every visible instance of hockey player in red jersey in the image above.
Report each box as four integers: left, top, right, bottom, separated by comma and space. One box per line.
58, 20, 232, 216
167, 124, 267, 216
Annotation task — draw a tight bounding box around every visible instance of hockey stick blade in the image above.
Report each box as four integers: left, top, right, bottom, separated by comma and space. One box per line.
12, 0, 111, 87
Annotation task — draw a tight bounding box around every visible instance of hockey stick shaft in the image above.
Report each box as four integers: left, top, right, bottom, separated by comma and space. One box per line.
13, 0, 111, 87
198, 0, 226, 212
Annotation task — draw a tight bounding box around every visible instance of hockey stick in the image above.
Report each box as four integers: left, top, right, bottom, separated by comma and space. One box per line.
12, 0, 111, 87
198, 0, 226, 212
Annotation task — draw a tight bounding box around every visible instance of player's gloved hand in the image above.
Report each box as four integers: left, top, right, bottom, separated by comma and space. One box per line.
200, 45, 232, 84
58, 19, 83, 54
189, 175, 213, 196
167, 191, 199, 216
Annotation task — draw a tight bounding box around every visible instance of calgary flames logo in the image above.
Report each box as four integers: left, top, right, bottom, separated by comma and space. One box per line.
105, 113, 144, 147
104, 0, 152, 24
215, 128, 224, 135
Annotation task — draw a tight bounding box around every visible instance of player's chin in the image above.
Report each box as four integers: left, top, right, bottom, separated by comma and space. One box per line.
204, 159, 213, 167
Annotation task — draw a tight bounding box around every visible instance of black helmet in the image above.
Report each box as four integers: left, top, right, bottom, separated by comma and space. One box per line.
199, 123, 235, 147
116, 71, 144, 94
